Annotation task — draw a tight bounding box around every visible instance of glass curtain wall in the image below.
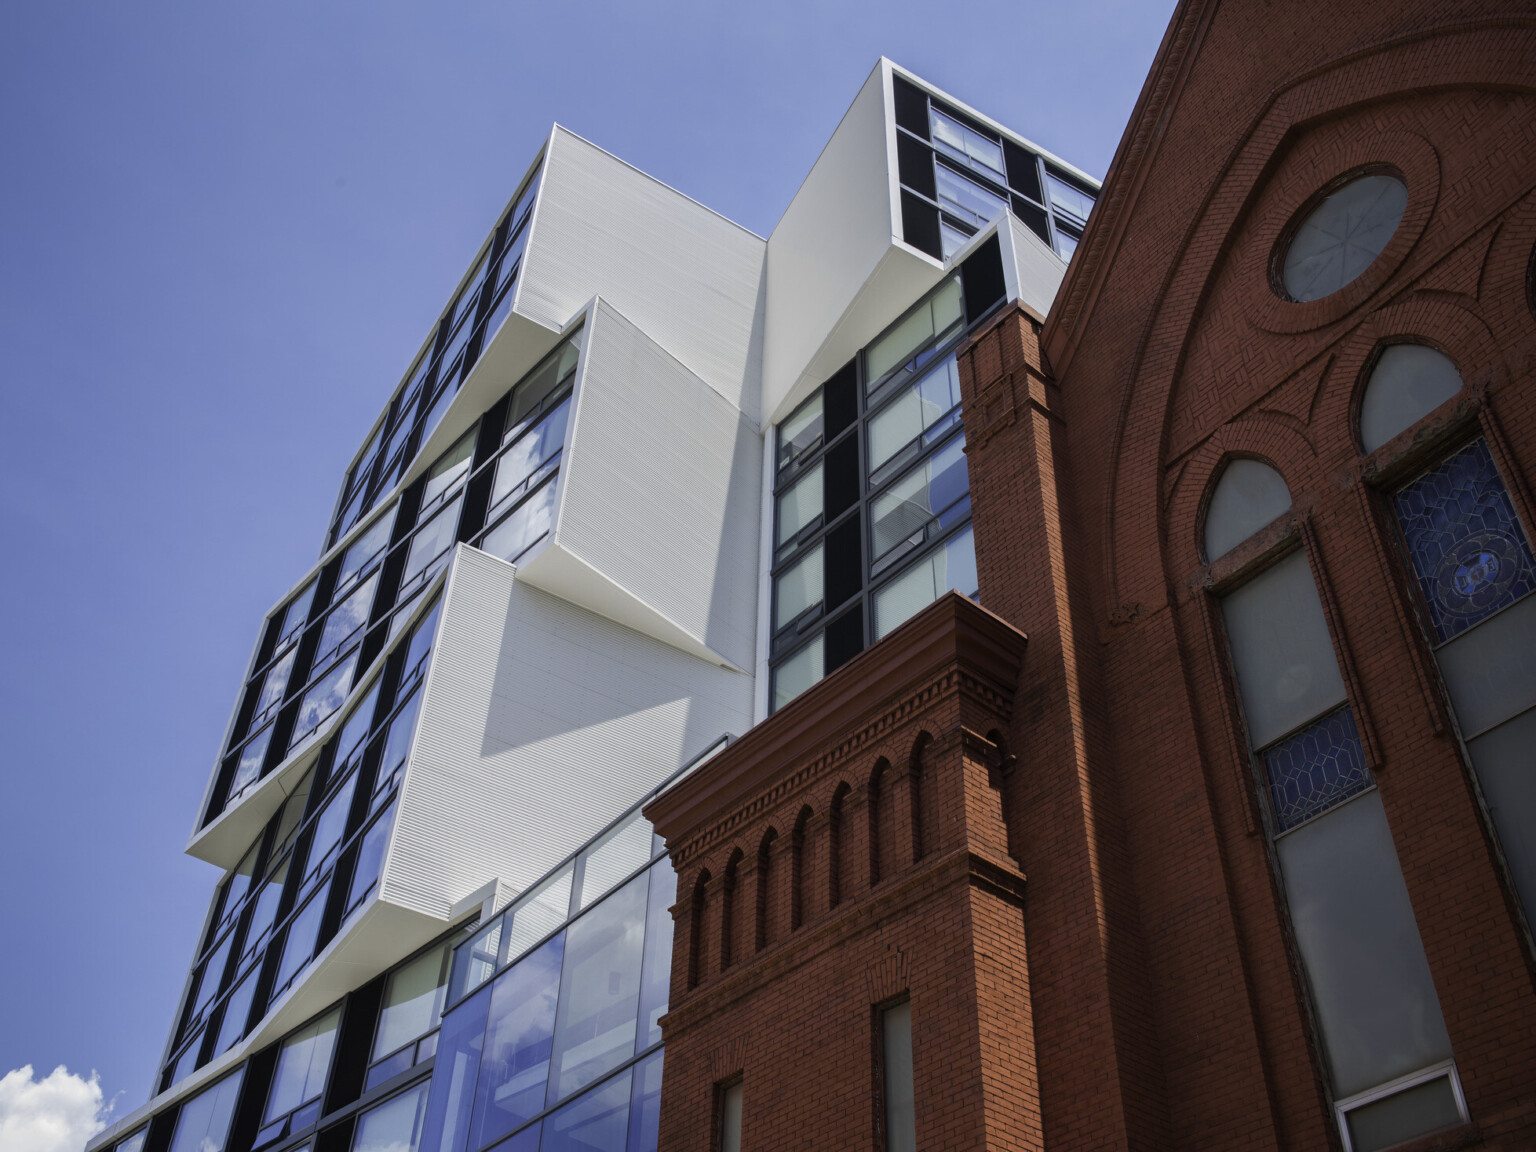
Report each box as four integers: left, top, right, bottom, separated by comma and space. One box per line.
891, 73, 1096, 262
769, 253, 1000, 712
163, 599, 446, 1095
330, 162, 545, 549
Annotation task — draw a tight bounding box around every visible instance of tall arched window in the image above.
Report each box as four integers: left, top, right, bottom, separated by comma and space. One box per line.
1220, 548, 1462, 1143
1204, 458, 1291, 560
791, 806, 812, 930
720, 850, 743, 972
688, 870, 710, 989
868, 760, 888, 887
909, 734, 931, 864
756, 828, 778, 953
829, 784, 850, 909
1359, 344, 1462, 452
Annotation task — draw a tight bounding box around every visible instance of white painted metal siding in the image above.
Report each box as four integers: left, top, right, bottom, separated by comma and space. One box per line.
762, 63, 898, 423
381, 546, 752, 920
532, 299, 761, 672
1003, 214, 1068, 319
516, 127, 766, 415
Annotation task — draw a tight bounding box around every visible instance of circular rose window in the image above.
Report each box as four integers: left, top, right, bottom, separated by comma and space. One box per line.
1277, 172, 1408, 302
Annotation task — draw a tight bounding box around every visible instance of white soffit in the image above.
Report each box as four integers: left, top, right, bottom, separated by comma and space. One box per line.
516, 125, 767, 415
381, 546, 752, 920
520, 299, 760, 671
763, 61, 906, 424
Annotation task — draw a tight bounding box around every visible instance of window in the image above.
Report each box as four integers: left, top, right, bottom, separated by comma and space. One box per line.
776, 393, 823, 475
259, 1008, 341, 1144
168, 1070, 244, 1152
867, 355, 961, 479
399, 494, 463, 596
772, 636, 823, 711
866, 278, 963, 388
470, 935, 566, 1147
344, 803, 397, 919
1279, 171, 1408, 302
352, 1081, 431, 1152
250, 648, 297, 730
870, 435, 969, 569
289, 650, 359, 752
211, 968, 257, 1056
881, 1000, 916, 1152
369, 940, 456, 1089
227, 724, 274, 804
489, 397, 569, 518
481, 480, 557, 565
337, 508, 397, 592
422, 428, 477, 513
929, 107, 1005, 181
314, 572, 378, 672
113, 1130, 147, 1152
1218, 548, 1462, 1144
1204, 459, 1292, 561
1359, 345, 1462, 453
873, 525, 977, 639
577, 811, 653, 911
717, 1080, 743, 1152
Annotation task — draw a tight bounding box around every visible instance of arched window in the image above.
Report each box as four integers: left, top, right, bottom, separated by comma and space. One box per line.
688, 870, 710, 989
1277, 171, 1407, 302
1359, 344, 1462, 452
720, 850, 743, 971
756, 828, 778, 953
791, 806, 812, 930
868, 760, 889, 887
909, 734, 931, 864
1204, 459, 1292, 561
828, 783, 850, 909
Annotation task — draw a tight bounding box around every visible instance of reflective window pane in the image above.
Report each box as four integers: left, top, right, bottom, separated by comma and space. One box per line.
345, 803, 397, 918
290, 651, 359, 751
491, 398, 569, 515
507, 338, 582, 434
773, 637, 823, 711
401, 495, 464, 593
635, 860, 676, 1053
543, 1068, 632, 1152
626, 1049, 663, 1152
871, 436, 969, 562
215, 842, 261, 937
252, 648, 298, 727
242, 861, 287, 963
471, 934, 566, 1147
934, 164, 1008, 230
374, 943, 454, 1062
777, 393, 823, 473
882, 1001, 916, 1152
578, 812, 653, 910
423, 429, 477, 510
774, 545, 824, 632
481, 481, 557, 565
1045, 172, 1095, 225
1360, 345, 1462, 453
352, 1081, 430, 1152
416, 983, 490, 1152
505, 863, 575, 965
1204, 458, 1292, 561
274, 882, 329, 996
866, 277, 963, 386
228, 725, 274, 803
929, 108, 1005, 181
1282, 173, 1408, 302
375, 690, 423, 802
315, 573, 379, 669
114, 1130, 147, 1152
338, 508, 397, 592
265, 1008, 341, 1123
304, 773, 359, 886
332, 683, 381, 780
213, 968, 257, 1055
775, 465, 822, 548
547, 872, 649, 1105
874, 526, 977, 639
191, 932, 234, 1022
168, 1070, 244, 1152
452, 918, 503, 1003
278, 581, 318, 646
868, 356, 961, 476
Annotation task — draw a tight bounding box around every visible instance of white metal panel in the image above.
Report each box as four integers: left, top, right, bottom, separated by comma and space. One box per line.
529, 299, 761, 671
763, 62, 903, 424
1002, 213, 1069, 319
381, 546, 752, 920
516, 126, 766, 414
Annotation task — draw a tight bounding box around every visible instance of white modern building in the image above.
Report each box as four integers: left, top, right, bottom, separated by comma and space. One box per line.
89, 59, 1097, 1152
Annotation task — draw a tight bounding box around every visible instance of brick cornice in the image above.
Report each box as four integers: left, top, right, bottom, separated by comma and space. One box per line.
645, 594, 1026, 865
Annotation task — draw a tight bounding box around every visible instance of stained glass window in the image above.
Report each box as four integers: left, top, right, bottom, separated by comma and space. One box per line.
1264, 706, 1371, 832
1393, 439, 1536, 642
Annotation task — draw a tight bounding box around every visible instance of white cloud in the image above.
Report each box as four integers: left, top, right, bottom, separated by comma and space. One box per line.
0, 1066, 109, 1152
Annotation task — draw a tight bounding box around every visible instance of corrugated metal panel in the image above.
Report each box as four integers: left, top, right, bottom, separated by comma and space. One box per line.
381, 546, 752, 919
517, 127, 766, 416
543, 300, 761, 672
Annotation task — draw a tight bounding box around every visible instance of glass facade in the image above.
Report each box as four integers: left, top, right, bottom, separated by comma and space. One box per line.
891, 73, 1096, 262
768, 259, 997, 711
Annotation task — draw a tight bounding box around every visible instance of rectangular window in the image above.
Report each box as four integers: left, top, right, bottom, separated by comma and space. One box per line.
774, 544, 824, 633
481, 479, 558, 565
469, 934, 566, 1147
577, 811, 653, 910
289, 650, 359, 752
777, 393, 824, 475
881, 1000, 916, 1152
168, 1070, 244, 1152
866, 278, 963, 388
352, 1081, 430, 1152
929, 108, 1005, 182
772, 636, 823, 711
1045, 171, 1095, 226
314, 572, 379, 672
870, 436, 969, 566
263, 1008, 341, 1131
273, 881, 329, 997
422, 428, 477, 513
775, 464, 823, 553
344, 802, 397, 919
717, 1080, 743, 1152
867, 356, 961, 478
399, 493, 464, 596
371, 940, 455, 1069
490, 396, 569, 516
337, 507, 397, 592
874, 526, 977, 639
934, 164, 1008, 231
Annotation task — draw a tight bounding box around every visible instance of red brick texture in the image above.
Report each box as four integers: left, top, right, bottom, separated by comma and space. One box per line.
651, 3, 1536, 1149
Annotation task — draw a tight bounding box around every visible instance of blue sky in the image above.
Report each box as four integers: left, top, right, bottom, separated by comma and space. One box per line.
0, 0, 1174, 1126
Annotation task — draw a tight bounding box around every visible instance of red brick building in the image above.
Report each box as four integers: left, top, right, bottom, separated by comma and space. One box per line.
646, 3, 1536, 1150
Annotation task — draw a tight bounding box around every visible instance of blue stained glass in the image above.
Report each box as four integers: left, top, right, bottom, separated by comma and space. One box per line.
1394, 438, 1536, 642
1264, 707, 1371, 831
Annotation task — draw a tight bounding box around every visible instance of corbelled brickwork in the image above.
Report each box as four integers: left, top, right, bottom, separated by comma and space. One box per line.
650, 2, 1536, 1149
